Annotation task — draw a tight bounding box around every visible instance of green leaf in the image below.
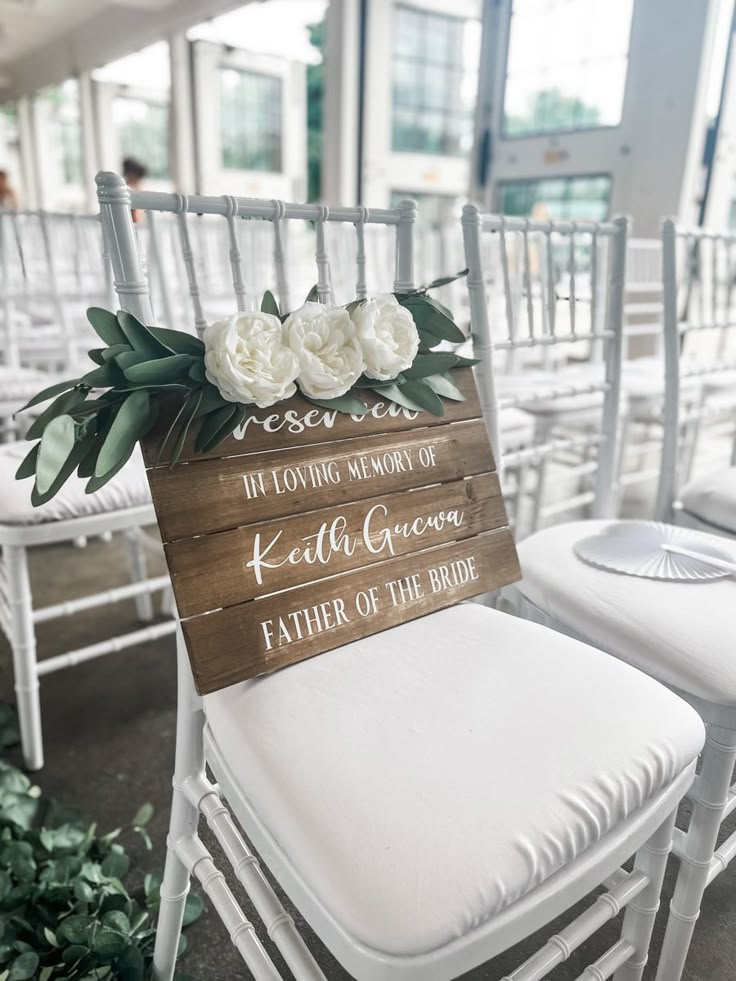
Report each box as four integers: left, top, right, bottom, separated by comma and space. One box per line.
402, 353, 459, 380
261, 290, 280, 317
123, 354, 194, 385
95, 391, 151, 479
132, 802, 153, 827
80, 362, 122, 389
14, 443, 39, 481
93, 927, 128, 959
87, 308, 127, 346
36, 415, 76, 494
154, 397, 192, 465
31, 434, 94, 507
182, 892, 204, 927
147, 326, 205, 357
305, 284, 319, 303
87, 349, 107, 366
193, 403, 238, 453
303, 393, 369, 415
194, 384, 228, 417
101, 343, 132, 363
425, 268, 468, 289
16, 378, 80, 415
188, 360, 206, 384
58, 914, 94, 945
101, 852, 130, 879
398, 379, 444, 416
345, 299, 367, 315
117, 311, 172, 359
7, 951, 38, 980
116, 946, 145, 981
115, 351, 149, 371
170, 391, 202, 466
201, 404, 246, 454
25, 388, 87, 441
423, 372, 465, 401
397, 294, 465, 343
451, 354, 480, 368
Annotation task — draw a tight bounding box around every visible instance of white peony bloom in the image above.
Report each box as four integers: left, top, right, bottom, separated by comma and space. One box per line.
203, 312, 299, 408
286, 302, 365, 400
351, 294, 420, 381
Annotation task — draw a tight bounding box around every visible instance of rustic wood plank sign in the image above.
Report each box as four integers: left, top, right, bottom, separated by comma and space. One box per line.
142, 370, 521, 693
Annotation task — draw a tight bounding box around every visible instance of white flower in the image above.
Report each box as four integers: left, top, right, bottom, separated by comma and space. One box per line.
203, 312, 299, 408
286, 302, 364, 400
351, 294, 420, 381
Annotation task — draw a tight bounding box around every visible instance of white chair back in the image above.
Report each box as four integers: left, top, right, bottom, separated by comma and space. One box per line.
656, 219, 736, 519
462, 206, 628, 529
98, 177, 418, 334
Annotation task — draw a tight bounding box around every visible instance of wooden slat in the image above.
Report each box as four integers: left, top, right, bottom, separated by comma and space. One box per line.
182, 529, 520, 694
166, 473, 506, 617
143, 368, 482, 465
149, 418, 494, 541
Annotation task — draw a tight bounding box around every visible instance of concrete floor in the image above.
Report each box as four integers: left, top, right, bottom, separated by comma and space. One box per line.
0, 535, 734, 981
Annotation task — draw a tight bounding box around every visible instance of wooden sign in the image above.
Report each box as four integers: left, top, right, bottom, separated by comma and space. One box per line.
142, 370, 521, 693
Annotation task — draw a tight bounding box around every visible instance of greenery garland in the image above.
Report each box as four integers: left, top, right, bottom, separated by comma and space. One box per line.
15, 273, 475, 504
0, 703, 200, 980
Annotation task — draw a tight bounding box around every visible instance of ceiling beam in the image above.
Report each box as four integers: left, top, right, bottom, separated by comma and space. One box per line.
0, 0, 259, 100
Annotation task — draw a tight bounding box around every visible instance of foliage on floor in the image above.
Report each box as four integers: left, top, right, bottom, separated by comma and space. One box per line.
0, 702, 202, 980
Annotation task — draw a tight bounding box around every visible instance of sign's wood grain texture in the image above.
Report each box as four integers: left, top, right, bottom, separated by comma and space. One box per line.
182, 529, 520, 694
148, 419, 494, 541
142, 371, 520, 694
166, 473, 507, 617
143, 368, 482, 465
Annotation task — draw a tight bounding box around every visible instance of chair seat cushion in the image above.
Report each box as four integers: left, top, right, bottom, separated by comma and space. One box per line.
496, 370, 605, 415
204, 603, 702, 957
513, 519, 736, 705
0, 441, 151, 525
680, 467, 736, 533
499, 407, 535, 450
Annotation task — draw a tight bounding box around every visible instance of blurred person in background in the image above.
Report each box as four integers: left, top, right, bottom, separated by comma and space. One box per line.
123, 156, 147, 223
0, 170, 19, 209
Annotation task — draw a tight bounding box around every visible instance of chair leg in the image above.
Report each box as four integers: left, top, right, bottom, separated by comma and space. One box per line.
152, 789, 199, 981
123, 528, 153, 622
655, 725, 736, 981
613, 806, 678, 981
4, 545, 43, 770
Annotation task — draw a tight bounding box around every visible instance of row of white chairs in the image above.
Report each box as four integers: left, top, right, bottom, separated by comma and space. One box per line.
0, 175, 732, 981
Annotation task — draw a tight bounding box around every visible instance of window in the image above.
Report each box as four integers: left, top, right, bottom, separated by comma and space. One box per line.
494, 175, 612, 221
113, 96, 169, 179
220, 68, 282, 172
503, 0, 634, 137
40, 81, 82, 187
392, 4, 479, 157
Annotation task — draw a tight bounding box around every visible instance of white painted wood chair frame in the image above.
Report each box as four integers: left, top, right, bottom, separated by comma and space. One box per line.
498, 218, 736, 980
461, 205, 627, 539
96, 170, 698, 981
655, 218, 736, 536
0, 206, 174, 770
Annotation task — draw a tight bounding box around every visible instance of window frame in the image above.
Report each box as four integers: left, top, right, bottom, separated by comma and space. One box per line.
218, 64, 284, 174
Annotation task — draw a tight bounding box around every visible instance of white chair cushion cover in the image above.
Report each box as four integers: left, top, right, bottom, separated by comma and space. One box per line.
513, 519, 736, 705
0, 441, 151, 525
680, 468, 736, 534
204, 603, 702, 957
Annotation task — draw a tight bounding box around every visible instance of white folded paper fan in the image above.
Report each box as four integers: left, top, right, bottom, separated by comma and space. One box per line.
574, 521, 733, 581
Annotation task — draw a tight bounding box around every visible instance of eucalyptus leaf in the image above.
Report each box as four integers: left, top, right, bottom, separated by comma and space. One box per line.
123, 355, 194, 386
16, 378, 80, 415
304, 393, 369, 415
425, 268, 468, 289
182, 893, 204, 927
7, 951, 38, 980
85, 443, 136, 495
36, 415, 76, 495
155, 397, 193, 465
201, 404, 246, 454
423, 372, 466, 401
450, 354, 480, 368
305, 284, 319, 303
14, 444, 39, 481
131, 803, 153, 828
261, 290, 280, 317
193, 403, 237, 453
170, 390, 202, 467
87, 349, 107, 366
188, 360, 206, 384
398, 379, 444, 416
402, 353, 459, 380
25, 388, 87, 442
396, 294, 465, 343
31, 435, 94, 507
101, 343, 132, 363
95, 391, 151, 479
117, 311, 172, 359
193, 384, 229, 417
87, 308, 126, 346
81, 362, 122, 389
115, 350, 149, 371
147, 326, 204, 357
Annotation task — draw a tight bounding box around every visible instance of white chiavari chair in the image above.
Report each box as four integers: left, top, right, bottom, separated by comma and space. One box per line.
462, 205, 627, 540
95, 170, 708, 981
495, 223, 736, 981
0, 206, 175, 769
655, 220, 736, 538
